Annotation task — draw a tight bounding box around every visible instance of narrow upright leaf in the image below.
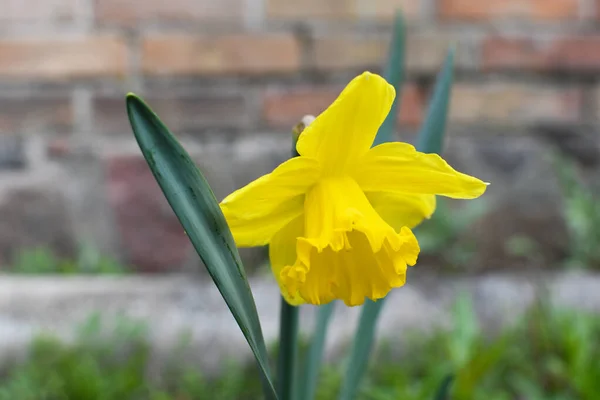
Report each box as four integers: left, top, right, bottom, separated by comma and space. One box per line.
417, 49, 455, 154
372, 13, 406, 147
297, 302, 335, 400
126, 94, 277, 400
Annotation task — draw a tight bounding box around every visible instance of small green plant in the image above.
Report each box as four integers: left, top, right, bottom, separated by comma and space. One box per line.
363, 296, 600, 400
7, 246, 129, 275
553, 153, 600, 269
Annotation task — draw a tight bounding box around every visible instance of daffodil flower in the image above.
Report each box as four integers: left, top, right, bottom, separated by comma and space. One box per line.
220, 72, 488, 306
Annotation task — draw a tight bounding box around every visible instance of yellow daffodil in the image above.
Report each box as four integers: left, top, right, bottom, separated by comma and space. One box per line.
220, 72, 488, 307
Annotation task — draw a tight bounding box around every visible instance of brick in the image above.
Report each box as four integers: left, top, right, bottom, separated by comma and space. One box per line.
0, 97, 72, 134
262, 83, 424, 128
47, 137, 71, 159
267, 0, 419, 20
96, 0, 243, 25
105, 155, 190, 272
312, 37, 388, 71
484, 37, 600, 72
449, 83, 582, 125
267, 0, 358, 19
0, 0, 79, 22
358, 0, 420, 20
142, 34, 300, 76
312, 35, 473, 73
0, 36, 128, 80
94, 94, 250, 135
439, 0, 579, 21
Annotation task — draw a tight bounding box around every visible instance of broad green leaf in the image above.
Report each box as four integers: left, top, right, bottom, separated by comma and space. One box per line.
416, 49, 455, 154
339, 45, 456, 400
126, 94, 277, 400
338, 12, 407, 400
297, 302, 335, 400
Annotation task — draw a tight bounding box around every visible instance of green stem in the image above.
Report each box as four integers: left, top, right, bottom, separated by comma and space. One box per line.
277, 298, 299, 400
339, 299, 385, 400
298, 302, 335, 400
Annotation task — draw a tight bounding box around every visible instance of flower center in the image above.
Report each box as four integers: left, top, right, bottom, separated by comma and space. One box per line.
279, 176, 420, 306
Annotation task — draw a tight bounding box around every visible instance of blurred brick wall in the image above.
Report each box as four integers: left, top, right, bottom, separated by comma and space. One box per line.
1, 0, 599, 272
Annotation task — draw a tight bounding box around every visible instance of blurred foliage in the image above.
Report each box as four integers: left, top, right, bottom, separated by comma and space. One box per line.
553, 153, 600, 270
6, 246, 128, 274
503, 233, 544, 266
0, 313, 262, 400
416, 199, 488, 270
2, 296, 600, 399
359, 294, 600, 400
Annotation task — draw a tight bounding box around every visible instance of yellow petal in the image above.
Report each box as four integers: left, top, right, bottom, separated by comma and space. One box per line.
296, 72, 395, 175
356, 142, 488, 199
368, 192, 436, 230
225, 196, 304, 246
220, 156, 320, 247
269, 215, 305, 305
278, 176, 420, 306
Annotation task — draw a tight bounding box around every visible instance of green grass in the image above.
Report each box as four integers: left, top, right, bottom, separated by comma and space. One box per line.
6, 246, 129, 275
2, 296, 600, 400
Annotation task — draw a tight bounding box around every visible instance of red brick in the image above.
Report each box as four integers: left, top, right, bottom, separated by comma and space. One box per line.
0, 36, 128, 80
105, 155, 190, 272
262, 84, 424, 128
0, 0, 79, 22
142, 34, 300, 76
96, 0, 243, 25
94, 94, 250, 135
484, 36, 600, 72
450, 83, 582, 125
439, 0, 579, 20
312, 35, 471, 73
0, 97, 72, 134
47, 137, 71, 158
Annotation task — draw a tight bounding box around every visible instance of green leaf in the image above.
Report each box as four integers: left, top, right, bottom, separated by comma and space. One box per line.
339, 39, 456, 400
372, 12, 406, 147
338, 299, 386, 400
416, 49, 455, 154
338, 12, 406, 400
434, 374, 455, 400
297, 302, 335, 400
126, 94, 277, 400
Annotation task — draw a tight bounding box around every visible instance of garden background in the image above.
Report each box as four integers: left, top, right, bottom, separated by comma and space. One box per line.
1, 0, 600, 398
